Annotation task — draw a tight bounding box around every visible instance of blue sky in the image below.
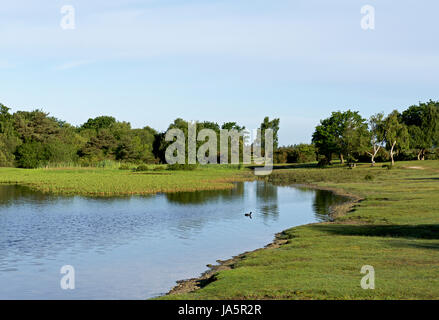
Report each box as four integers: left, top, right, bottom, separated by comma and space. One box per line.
1, 0, 438, 145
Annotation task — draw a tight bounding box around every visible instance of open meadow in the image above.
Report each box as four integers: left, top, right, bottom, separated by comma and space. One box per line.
160, 160, 439, 299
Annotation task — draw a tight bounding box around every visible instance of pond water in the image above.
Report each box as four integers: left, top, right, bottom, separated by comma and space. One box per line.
0, 181, 346, 299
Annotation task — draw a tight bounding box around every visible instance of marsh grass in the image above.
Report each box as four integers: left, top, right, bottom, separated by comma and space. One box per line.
0, 166, 251, 196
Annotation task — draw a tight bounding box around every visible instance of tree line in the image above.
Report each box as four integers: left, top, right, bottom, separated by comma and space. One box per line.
309, 100, 439, 166
1, 100, 437, 168
0, 103, 280, 168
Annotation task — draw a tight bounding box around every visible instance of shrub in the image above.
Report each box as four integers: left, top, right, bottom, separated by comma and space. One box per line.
45, 141, 78, 164
0, 142, 15, 167
15, 142, 46, 168
274, 144, 316, 164
167, 163, 198, 171
364, 174, 374, 181
134, 164, 150, 172
426, 148, 439, 160
119, 164, 131, 170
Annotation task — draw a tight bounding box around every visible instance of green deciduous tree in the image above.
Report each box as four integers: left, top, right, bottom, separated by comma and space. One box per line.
274, 144, 316, 164
382, 110, 410, 165
15, 141, 46, 168
80, 116, 116, 131
0, 104, 21, 166
401, 100, 439, 160
312, 110, 369, 164
366, 113, 385, 166
79, 129, 117, 160
259, 117, 280, 151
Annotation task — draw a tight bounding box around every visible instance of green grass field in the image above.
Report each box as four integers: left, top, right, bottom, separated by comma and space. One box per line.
0, 165, 250, 196
161, 160, 439, 299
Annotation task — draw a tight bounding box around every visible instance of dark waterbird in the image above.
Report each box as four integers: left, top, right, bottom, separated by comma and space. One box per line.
245, 211, 252, 219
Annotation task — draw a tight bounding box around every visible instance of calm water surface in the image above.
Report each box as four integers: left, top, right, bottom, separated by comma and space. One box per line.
0, 181, 345, 299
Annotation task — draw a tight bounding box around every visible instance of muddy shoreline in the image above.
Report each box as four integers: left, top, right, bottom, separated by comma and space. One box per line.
163, 183, 363, 296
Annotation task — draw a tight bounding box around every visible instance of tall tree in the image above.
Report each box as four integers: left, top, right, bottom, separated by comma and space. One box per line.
221, 122, 247, 163
401, 100, 439, 160
132, 126, 158, 163
0, 104, 21, 166
79, 129, 117, 160
259, 117, 280, 152
13, 110, 60, 143
312, 110, 368, 164
366, 113, 385, 166
382, 110, 410, 165
340, 116, 370, 163
80, 116, 116, 132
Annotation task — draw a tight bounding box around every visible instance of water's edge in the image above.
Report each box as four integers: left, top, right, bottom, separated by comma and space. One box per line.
161, 184, 363, 298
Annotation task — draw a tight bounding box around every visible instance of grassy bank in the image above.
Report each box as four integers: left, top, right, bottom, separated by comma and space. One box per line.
161, 160, 439, 299
0, 165, 250, 196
